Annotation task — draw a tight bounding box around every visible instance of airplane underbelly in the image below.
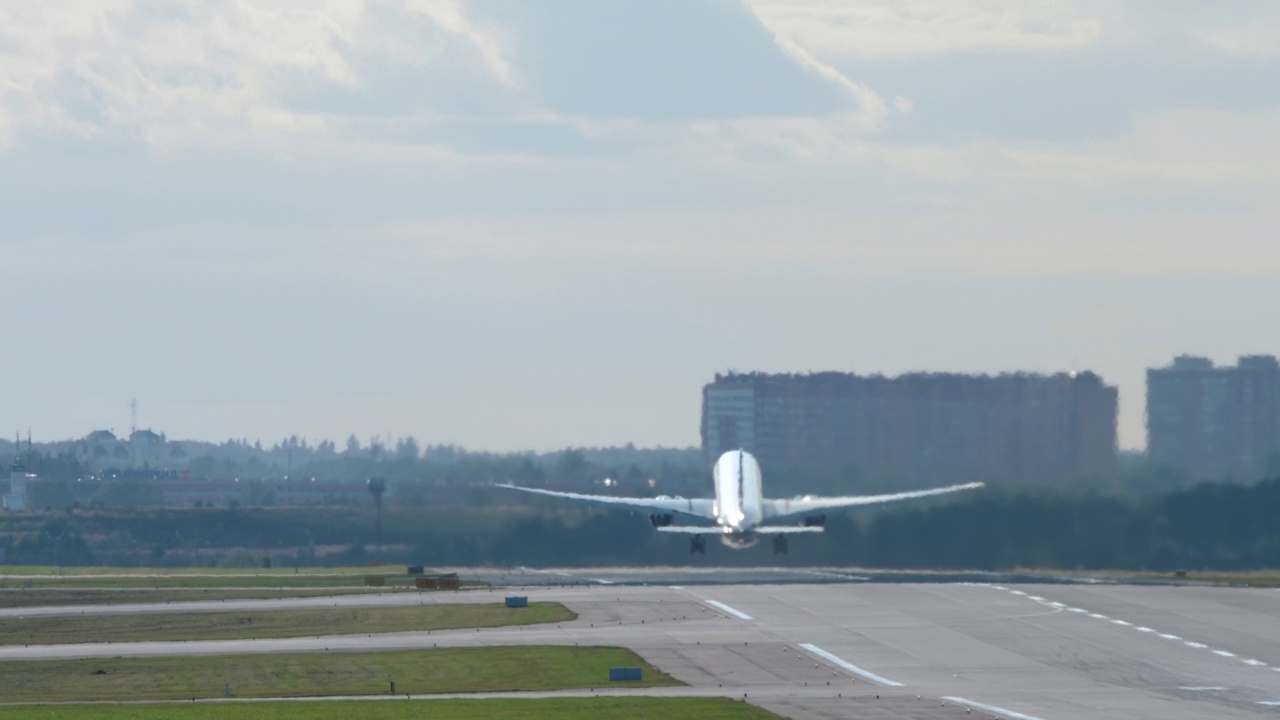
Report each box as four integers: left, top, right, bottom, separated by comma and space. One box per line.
720, 533, 758, 549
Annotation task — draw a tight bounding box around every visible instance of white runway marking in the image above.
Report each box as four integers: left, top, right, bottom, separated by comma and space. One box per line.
704, 600, 752, 620
1178, 686, 1228, 691
977, 584, 1280, 675
785, 569, 870, 581
942, 696, 1044, 720
799, 643, 903, 687
592, 579, 615, 585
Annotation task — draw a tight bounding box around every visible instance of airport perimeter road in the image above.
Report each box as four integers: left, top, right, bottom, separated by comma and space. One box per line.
8, 581, 1280, 718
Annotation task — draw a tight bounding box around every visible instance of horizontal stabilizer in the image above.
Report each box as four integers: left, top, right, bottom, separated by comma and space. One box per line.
753, 526, 824, 534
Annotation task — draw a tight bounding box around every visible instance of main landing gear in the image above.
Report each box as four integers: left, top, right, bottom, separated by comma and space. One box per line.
772, 534, 789, 555
690, 535, 706, 555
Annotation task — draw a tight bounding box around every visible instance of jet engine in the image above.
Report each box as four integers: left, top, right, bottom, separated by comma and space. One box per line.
803, 515, 827, 527
649, 513, 673, 527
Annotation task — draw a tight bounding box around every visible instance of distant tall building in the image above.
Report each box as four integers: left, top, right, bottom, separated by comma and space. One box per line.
2, 457, 34, 512
702, 370, 1118, 486
1146, 355, 1280, 480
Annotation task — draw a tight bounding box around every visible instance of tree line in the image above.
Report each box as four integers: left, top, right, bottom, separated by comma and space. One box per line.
4, 477, 1280, 571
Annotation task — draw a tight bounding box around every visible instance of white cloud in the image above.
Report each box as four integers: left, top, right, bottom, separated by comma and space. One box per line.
0, 0, 513, 152
693, 108, 1280, 204
750, 22, 889, 129
746, 0, 1102, 60
1201, 19, 1280, 59
404, 0, 514, 85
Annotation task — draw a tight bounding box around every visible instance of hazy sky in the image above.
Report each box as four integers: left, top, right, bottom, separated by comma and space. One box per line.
2, 0, 1278, 452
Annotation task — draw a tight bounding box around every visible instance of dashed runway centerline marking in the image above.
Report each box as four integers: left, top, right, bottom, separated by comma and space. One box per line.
972, 583, 1280, 674
942, 695, 1044, 720
704, 599, 752, 621
800, 643, 903, 687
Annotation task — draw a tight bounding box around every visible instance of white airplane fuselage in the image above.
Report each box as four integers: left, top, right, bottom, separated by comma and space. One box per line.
711, 450, 765, 548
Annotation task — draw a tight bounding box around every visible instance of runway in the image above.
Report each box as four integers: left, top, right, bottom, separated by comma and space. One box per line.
5, 576, 1280, 718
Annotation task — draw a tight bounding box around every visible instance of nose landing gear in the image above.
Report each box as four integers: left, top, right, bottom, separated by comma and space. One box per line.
690, 535, 706, 555
772, 534, 789, 555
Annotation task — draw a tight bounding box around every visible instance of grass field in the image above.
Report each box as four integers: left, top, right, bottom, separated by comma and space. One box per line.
0, 567, 490, 592
0, 697, 776, 720
0, 646, 680, 703
1174, 572, 1280, 587
0, 588, 412, 610
0, 566, 397, 577
1055, 568, 1280, 587
1, 574, 411, 590
0, 602, 574, 645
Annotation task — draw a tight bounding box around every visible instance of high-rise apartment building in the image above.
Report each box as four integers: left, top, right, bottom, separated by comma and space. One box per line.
702, 371, 1119, 486
1146, 355, 1280, 480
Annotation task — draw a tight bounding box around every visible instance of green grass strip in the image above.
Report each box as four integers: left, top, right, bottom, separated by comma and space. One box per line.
2, 575, 403, 590
0, 646, 680, 702
0, 697, 780, 720
0, 567, 400, 577
0, 602, 573, 645
0, 588, 411, 610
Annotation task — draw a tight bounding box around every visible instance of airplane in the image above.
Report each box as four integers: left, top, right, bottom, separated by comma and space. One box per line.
498, 449, 984, 555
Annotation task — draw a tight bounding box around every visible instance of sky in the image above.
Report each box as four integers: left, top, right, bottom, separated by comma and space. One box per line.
1, 0, 1278, 452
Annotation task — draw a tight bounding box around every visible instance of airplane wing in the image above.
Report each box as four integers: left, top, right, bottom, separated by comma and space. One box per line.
496, 484, 717, 522
656, 525, 823, 534
763, 481, 984, 525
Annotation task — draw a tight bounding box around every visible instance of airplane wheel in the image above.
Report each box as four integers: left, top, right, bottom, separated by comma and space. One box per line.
690, 535, 706, 555
772, 535, 788, 555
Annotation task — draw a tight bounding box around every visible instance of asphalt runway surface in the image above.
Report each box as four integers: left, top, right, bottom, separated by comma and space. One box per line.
5, 571, 1280, 719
